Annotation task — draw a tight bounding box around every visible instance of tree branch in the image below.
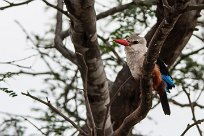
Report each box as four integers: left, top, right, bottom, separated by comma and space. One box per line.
169, 99, 204, 109
180, 119, 204, 136
22, 117, 46, 136
0, 0, 33, 10
98, 35, 125, 65
145, 0, 204, 65
96, 2, 133, 20
0, 54, 37, 69
170, 46, 204, 71
76, 52, 96, 136
182, 86, 203, 135
54, 0, 78, 65
183, 4, 204, 13
96, 0, 156, 20
41, 0, 70, 18
21, 92, 87, 135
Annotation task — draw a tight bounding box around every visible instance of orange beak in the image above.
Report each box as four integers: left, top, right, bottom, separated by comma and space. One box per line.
113, 39, 130, 46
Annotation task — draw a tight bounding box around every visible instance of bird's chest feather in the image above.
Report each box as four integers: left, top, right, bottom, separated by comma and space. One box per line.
126, 52, 145, 79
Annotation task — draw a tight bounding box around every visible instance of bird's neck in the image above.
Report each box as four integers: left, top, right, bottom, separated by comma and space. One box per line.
125, 46, 147, 79
125, 45, 147, 53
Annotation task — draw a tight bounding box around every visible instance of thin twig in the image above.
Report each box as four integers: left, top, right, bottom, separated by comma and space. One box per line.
41, 0, 70, 18
54, 0, 77, 65
98, 35, 125, 65
182, 86, 203, 136
0, 110, 46, 135
170, 46, 204, 72
184, 4, 204, 13
96, 2, 133, 20
0, 62, 31, 69
162, 0, 171, 9
21, 92, 87, 135
0, 0, 33, 10
22, 117, 47, 136
0, 54, 37, 64
61, 29, 70, 40
169, 99, 204, 109
76, 52, 96, 136
193, 34, 204, 42
0, 54, 37, 69
62, 70, 85, 122
15, 20, 68, 76
96, 0, 156, 20
180, 119, 204, 136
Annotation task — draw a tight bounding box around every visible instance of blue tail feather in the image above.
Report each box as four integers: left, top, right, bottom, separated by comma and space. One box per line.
156, 58, 175, 114
162, 75, 175, 92
162, 75, 175, 87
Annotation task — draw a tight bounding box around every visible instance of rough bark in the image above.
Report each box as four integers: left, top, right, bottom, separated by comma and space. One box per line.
145, 0, 204, 65
64, 0, 113, 135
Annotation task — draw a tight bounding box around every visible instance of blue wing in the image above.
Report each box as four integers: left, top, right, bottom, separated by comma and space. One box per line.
157, 58, 175, 92
162, 75, 175, 92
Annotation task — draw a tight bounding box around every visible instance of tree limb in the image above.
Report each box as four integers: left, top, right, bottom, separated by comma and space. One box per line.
183, 4, 204, 13
21, 92, 87, 135
54, 0, 78, 65
0, 0, 33, 10
41, 0, 70, 18
98, 35, 125, 65
22, 117, 46, 136
169, 99, 204, 109
170, 46, 204, 71
96, 0, 156, 20
96, 2, 133, 20
76, 52, 96, 136
182, 86, 203, 135
180, 119, 204, 136
146, 0, 204, 65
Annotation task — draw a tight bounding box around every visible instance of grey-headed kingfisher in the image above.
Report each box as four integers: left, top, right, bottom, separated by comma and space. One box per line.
114, 34, 175, 115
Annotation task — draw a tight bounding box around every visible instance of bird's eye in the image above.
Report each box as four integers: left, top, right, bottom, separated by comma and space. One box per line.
133, 41, 139, 44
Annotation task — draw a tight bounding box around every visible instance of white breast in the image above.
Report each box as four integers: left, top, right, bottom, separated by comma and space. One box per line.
125, 46, 147, 79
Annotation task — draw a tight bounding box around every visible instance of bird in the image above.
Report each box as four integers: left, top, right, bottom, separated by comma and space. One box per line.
113, 34, 175, 115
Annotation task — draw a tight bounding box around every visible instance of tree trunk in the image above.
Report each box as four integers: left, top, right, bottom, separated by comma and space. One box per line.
64, 0, 113, 135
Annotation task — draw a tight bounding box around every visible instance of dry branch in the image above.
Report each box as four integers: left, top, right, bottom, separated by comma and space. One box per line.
41, 0, 69, 18
183, 86, 203, 135
183, 4, 204, 13
181, 119, 204, 136
96, 0, 156, 20
0, 0, 33, 10
21, 92, 87, 135
98, 35, 125, 65
54, 0, 77, 65
22, 117, 47, 136
76, 52, 96, 136
96, 2, 133, 20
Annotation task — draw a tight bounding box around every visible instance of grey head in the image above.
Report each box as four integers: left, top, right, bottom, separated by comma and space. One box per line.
125, 34, 147, 53
126, 34, 147, 46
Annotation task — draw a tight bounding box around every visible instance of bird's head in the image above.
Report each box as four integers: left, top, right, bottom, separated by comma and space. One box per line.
113, 34, 147, 52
